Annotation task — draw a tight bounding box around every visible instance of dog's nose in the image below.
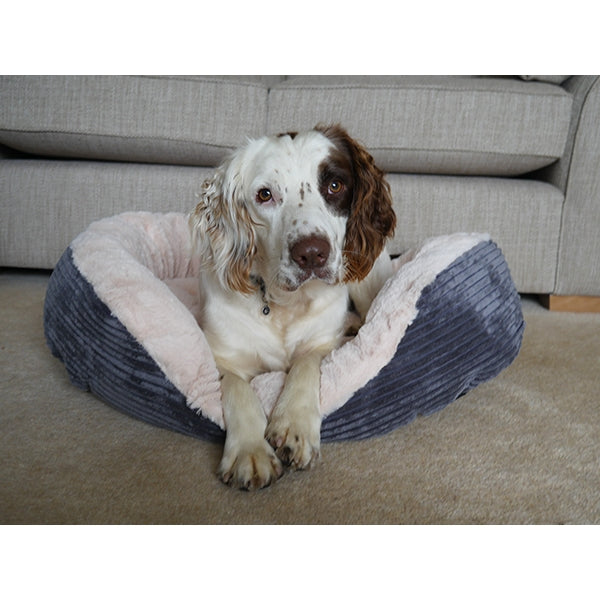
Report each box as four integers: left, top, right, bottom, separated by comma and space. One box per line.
290, 235, 330, 271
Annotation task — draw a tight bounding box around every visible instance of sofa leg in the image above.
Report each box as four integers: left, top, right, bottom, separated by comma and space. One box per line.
539, 294, 600, 313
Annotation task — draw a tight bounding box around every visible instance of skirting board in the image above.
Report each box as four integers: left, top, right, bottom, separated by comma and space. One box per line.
539, 294, 600, 313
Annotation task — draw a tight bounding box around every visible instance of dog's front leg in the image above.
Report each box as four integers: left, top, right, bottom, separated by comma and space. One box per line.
265, 351, 323, 470
218, 371, 283, 490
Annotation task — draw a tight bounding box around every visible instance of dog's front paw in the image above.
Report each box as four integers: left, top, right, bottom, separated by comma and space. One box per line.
218, 441, 283, 491
265, 410, 321, 470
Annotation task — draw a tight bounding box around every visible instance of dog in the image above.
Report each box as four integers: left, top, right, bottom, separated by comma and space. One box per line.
189, 124, 396, 489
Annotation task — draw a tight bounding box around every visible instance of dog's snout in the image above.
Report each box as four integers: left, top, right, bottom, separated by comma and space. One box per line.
290, 235, 330, 271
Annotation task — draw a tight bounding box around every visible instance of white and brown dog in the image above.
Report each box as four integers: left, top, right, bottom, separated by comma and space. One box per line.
189, 124, 396, 489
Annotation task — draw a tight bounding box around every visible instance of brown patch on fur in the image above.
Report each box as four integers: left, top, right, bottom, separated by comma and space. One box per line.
318, 148, 353, 217
222, 203, 257, 295
192, 176, 257, 295
316, 124, 396, 282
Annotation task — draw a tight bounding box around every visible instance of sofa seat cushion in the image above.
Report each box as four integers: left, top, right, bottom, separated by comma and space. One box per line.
268, 76, 573, 176
0, 76, 277, 166
384, 174, 564, 293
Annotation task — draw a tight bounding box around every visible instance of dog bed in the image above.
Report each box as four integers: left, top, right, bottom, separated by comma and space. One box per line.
44, 212, 524, 443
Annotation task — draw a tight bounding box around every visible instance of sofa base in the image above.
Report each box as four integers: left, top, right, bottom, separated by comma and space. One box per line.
539, 294, 600, 313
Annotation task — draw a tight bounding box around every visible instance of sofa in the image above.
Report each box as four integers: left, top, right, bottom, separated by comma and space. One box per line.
1, 75, 600, 304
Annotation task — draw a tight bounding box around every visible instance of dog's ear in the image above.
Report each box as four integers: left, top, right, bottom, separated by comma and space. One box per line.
319, 125, 396, 282
189, 158, 257, 294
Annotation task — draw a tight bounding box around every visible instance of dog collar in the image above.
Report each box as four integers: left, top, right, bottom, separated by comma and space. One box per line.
250, 275, 270, 316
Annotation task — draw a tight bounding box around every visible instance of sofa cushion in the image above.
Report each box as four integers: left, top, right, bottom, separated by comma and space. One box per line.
0, 159, 214, 269
267, 76, 573, 176
0, 159, 564, 283
384, 174, 564, 294
0, 75, 277, 166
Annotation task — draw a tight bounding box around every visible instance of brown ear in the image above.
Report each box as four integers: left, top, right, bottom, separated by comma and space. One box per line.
189, 165, 257, 294
318, 125, 396, 282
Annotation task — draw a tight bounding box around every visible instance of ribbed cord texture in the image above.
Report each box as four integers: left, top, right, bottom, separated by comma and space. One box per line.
44, 241, 524, 443
44, 247, 226, 443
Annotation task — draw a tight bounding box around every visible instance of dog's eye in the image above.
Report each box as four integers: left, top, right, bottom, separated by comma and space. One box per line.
328, 180, 344, 194
256, 188, 273, 203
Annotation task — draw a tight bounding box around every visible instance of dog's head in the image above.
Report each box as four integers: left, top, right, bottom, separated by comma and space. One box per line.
189, 124, 396, 294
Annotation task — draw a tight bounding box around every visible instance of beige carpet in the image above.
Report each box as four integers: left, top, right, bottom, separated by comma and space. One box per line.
1, 269, 599, 524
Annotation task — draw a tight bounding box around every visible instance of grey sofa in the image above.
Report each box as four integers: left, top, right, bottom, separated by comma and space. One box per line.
1, 75, 599, 303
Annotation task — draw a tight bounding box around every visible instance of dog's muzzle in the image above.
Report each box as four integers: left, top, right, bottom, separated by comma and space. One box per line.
287, 235, 335, 287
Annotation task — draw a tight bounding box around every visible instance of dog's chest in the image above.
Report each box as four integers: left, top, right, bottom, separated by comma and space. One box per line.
254, 290, 347, 370
201, 282, 348, 377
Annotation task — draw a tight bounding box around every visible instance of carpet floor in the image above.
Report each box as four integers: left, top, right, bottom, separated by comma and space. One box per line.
1, 269, 599, 524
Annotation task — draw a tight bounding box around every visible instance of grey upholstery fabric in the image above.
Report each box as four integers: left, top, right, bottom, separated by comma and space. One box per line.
0, 160, 213, 269
519, 75, 571, 84
538, 76, 600, 192
1, 159, 563, 292
554, 77, 600, 295
0, 75, 572, 175
0, 76, 272, 166
267, 76, 572, 176
387, 174, 564, 293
